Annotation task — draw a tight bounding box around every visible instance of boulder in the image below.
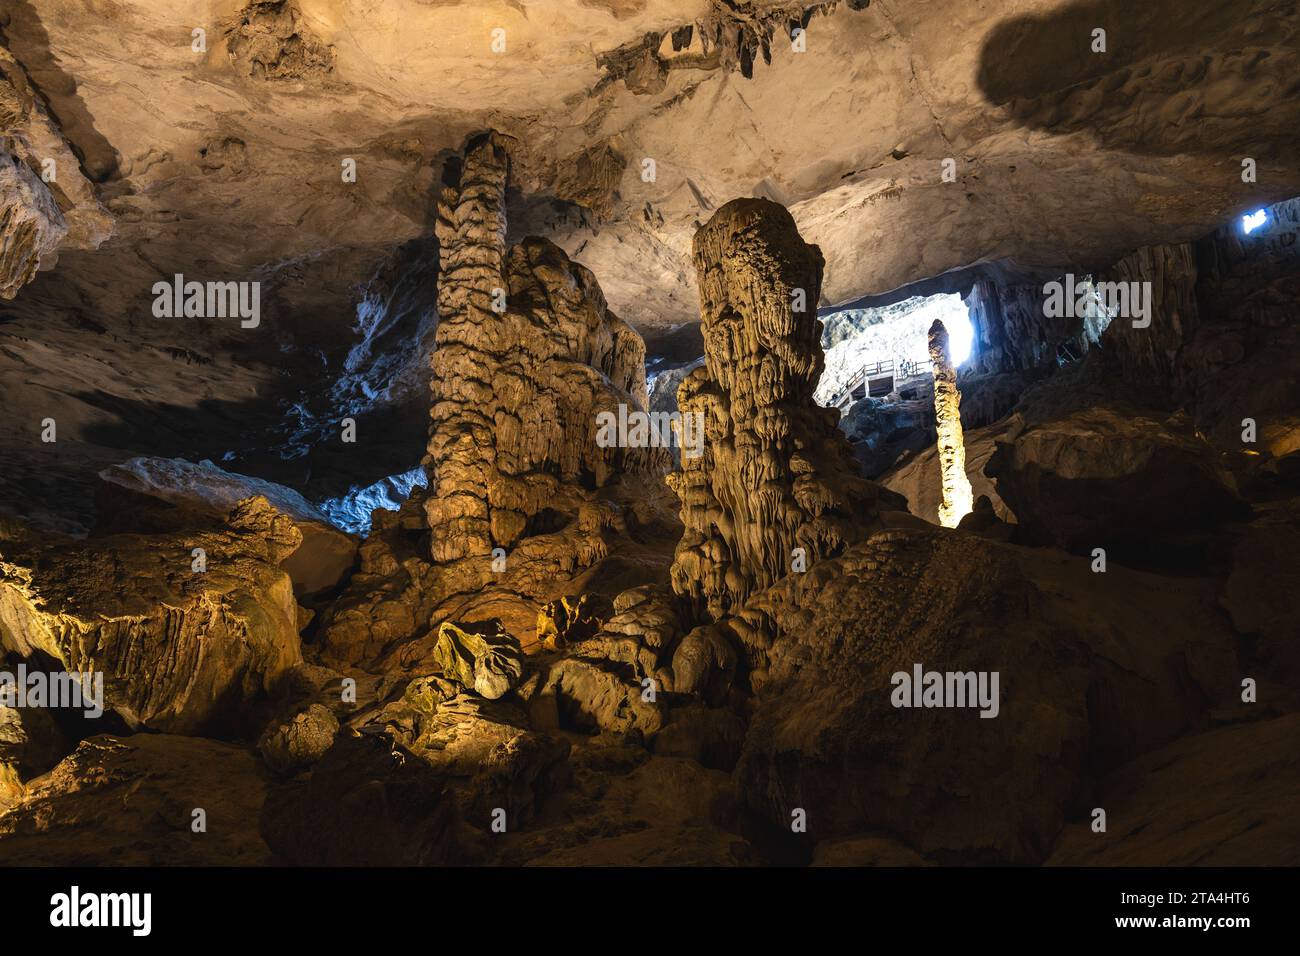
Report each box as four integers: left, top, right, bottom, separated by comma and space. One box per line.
524, 656, 664, 737
256, 703, 340, 775
0, 734, 272, 865
431, 619, 524, 700
986, 406, 1249, 556
671, 624, 739, 700
97, 456, 358, 600
0, 496, 303, 734
733, 527, 1237, 863
589, 584, 682, 656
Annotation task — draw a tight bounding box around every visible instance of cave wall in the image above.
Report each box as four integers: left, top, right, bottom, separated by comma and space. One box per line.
962, 277, 1097, 374
1094, 197, 1300, 454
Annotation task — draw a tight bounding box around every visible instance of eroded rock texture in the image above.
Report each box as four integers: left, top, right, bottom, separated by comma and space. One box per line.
598, 0, 859, 90
0, 497, 303, 734
431, 620, 523, 701
0, 146, 63, 298
669, 198, 904, 620
225, 0, 336, 81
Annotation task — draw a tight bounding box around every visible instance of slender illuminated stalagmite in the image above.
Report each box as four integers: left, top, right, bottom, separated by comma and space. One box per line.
928, 318, 973, 528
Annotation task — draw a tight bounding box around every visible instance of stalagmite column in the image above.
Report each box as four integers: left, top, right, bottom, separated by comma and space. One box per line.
928, 319, 973, 528
421, 131, 664, 566
424, 132, 511, 561
669, 198, 904, 620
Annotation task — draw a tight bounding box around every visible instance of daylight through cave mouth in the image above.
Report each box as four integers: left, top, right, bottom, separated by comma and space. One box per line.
817, 292, 974, 412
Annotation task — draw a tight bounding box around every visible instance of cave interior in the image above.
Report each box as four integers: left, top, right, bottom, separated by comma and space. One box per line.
0, 0, 1297, 869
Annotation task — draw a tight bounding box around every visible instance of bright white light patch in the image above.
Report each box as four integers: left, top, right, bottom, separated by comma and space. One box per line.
906, 293, 974, 366
1242, 209, 1268, 234
940, 295, 974, 366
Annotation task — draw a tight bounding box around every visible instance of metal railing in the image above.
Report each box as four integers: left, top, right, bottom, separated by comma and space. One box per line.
831, 357, 934, 407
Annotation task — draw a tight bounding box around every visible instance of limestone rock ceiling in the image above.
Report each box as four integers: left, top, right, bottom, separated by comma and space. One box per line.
2, 0, 1299, 529
7, 0, 1299, 330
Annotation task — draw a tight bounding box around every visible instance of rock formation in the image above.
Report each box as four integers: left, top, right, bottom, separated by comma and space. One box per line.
0, 734, 274, 865
986, 401, 1250, 561
424, 131, 663, 562
0, 693, 65, 807
0, 41, 112, 297
928, 319, 974, 528
733, 526, 1238, 863
424, 132, 513, 561
319, 132, 673, 665
95, 456, 358, 601
0, 146, 63, 299
431, 620, 524, 701
669, 197, 904, 620
0, 496, 303, 734
0, 2, 1298, 878
224, 0, 336, 81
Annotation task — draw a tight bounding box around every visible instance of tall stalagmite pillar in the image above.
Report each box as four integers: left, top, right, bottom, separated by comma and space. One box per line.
424, 132, 511, 561
669, 198, 904, 620
421, 131, 664, 568
928, 318, 973, 528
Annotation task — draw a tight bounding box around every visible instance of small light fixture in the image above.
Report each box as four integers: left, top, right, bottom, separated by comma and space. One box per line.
1242, 209, 1268, 234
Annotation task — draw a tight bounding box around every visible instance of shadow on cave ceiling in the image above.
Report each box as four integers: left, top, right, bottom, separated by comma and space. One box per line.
976, 0, 1300, 159
1, 0, 121, 184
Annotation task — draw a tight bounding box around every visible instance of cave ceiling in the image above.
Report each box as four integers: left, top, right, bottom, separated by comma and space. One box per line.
2, 0, 1299, 525
7, 0, 1298, 335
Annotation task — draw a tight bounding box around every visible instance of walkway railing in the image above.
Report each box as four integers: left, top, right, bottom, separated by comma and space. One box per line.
831, 356, 934, 408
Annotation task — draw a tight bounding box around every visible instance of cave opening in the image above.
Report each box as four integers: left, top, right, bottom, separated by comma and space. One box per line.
817, 292, 974, 413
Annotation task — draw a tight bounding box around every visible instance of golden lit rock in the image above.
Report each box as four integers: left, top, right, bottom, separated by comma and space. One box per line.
928, 318, 974, 528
